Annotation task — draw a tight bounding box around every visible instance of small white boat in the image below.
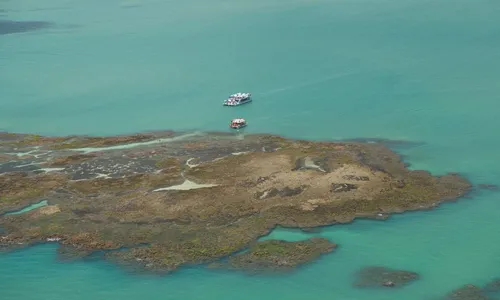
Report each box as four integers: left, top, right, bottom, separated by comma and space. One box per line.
223, 92, 252, 106
230, 118, 247, 129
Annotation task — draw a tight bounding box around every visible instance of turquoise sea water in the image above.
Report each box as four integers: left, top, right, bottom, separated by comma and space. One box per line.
1, 0, 500, 299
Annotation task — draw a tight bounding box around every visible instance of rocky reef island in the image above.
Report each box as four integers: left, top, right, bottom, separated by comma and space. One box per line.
0, 131, 471, 274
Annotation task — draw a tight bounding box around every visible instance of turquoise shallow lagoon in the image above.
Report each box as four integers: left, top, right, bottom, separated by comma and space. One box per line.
1, 0, 500, 299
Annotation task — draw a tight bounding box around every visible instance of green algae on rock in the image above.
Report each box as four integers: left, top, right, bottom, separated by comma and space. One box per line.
0, 131, 472, 273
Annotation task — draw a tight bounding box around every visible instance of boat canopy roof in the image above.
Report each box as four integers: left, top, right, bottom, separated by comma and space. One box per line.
231, 118, 246, 123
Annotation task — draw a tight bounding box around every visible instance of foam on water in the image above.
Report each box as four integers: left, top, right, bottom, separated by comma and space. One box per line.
1, 0, 500, 299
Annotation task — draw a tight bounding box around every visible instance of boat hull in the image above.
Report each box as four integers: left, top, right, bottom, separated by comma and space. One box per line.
223, 98, 252, 106
230, 124, 247, 129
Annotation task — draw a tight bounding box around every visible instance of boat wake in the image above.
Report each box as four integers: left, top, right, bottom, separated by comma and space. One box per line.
257, 71, 359, 98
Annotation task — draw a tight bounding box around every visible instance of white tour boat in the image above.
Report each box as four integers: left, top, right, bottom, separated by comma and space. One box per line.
230, 118, 247, 129
223, 92, 252, 106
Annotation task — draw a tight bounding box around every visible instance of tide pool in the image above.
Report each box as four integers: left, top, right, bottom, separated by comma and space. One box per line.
1, 0, 500, 299
2, 200, 48, 216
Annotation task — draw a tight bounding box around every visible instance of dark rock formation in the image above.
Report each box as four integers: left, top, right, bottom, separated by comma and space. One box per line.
342, 175, 369, 181
255, 186, 307, 199
330, 183, 358, 193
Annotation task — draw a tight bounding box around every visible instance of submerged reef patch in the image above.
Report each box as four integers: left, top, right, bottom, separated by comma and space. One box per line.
0, 20, 52, 35
441, 278, 500, 300
353, 266, 419, 288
